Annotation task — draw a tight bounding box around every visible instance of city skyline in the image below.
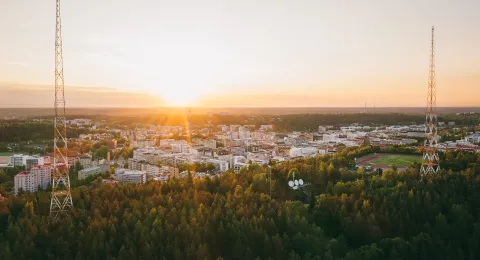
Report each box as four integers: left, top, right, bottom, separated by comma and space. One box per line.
1, 0, 480, 107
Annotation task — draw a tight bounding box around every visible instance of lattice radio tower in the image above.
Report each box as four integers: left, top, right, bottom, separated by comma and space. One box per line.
420, 26, 440, 176
50, 0, 73, 219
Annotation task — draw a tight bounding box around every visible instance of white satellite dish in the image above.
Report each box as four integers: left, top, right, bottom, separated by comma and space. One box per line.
294, 180, 299, 186
299, 179, 304, 185
288, 181, 294, 187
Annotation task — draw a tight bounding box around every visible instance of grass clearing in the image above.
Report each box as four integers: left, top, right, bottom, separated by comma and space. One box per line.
370, 154, 421, 167
357, 153, 422, 169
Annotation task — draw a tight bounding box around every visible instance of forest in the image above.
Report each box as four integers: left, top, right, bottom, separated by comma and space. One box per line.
0, 146, 479, 259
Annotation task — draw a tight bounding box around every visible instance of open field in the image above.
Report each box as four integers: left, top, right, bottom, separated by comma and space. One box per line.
357, 153, 421, 169
0, 156, 10, 164
0, 152, 12, 156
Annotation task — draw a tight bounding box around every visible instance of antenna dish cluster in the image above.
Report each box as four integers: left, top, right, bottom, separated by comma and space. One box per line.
288, 172, 305, 190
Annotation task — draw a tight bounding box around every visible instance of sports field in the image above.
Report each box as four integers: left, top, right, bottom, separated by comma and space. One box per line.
0, 152, 12, 156
357, 153, 421, 169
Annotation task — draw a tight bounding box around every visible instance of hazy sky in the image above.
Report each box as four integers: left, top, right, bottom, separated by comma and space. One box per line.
1, 0, 479, 107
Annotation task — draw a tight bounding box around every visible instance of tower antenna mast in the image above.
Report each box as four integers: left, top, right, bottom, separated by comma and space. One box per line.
50, 0, 73, 219
420, 26, 440, 176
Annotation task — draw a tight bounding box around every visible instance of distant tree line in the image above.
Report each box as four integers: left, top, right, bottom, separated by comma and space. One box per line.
0, 121, 89, 144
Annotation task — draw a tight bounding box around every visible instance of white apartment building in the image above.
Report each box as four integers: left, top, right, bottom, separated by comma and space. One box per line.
133, 148, 164, 163
385, 126, 409, 132
206, 159, 229, 172
122, 170, 147, 184
114, 169, 146, 184
78, 166, 103, 180
230, 125, 241, 132
346, 132, 367, 139
238, 127, 251, 139
10, 154, 25, 167
230, 146, 245, 156
322, 134, 339, 142
456, 139, 476, 147
30, 165, 53, 190
24, 156, 45, 170
289, 146, 318, 158
253, 131, 265, 140
466, 133, 480, 144
234, 162, 248, 173
232, 156, 248, 173
14, 172, 37, 195
203, 139, 217, 149
78, 155, 92, 168
232, 156, 247, 164
220, 125, 229, 132
9, 155, 46, 169
146, 164, 160, 177
113, 168, 127, 181
318, 126, 327, 133
153, 175, 169, 182
260, 125, 273, 131
159, 139, 176, 147
172, 143, 190, 153
136, 140, 155, 148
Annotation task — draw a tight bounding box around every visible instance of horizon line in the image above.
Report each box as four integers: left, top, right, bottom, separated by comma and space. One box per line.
1, 106, 480, 109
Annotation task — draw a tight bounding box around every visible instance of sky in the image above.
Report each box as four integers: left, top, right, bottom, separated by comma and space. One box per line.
0, 0, 479, 107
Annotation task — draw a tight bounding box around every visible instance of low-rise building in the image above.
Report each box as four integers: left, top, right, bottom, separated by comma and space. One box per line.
122, 170, 147, 184
24, 156, 45, 170
172, 143, 190, 153
146, 164, 160, 177
114, 168, 147, 184
260, 125, 273, 131
234, 162, 248, 173
78, 154, 92, 168
10, 154, 25, 167
206, 159, 229, 172
203, 139, 217, 149
78, 166, 103, 180
153, 175, 169, 182
289, 146, 318, 158
466, 133, 480, 144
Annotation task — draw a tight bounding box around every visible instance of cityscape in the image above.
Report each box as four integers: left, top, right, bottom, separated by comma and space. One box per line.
5, 114, 480, 196
1, 1, 480, 259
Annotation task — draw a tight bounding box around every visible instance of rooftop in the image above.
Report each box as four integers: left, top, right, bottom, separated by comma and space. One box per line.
124, 170, 146, 176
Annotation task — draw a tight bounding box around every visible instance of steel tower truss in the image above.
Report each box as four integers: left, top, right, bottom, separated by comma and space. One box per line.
420, 26, 440, 176
50, 0, 73, 220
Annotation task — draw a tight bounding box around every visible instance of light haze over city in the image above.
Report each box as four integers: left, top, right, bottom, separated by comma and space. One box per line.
0, 0, 479, 107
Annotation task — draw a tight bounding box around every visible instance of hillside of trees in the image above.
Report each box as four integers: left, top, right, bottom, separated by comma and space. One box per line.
1, 147, 480, 259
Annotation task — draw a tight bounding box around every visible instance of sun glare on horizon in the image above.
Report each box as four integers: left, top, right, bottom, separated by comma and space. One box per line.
151, 86, 201, 107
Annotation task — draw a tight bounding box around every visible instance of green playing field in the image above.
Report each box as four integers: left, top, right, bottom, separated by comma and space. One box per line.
370, 154, 421, 167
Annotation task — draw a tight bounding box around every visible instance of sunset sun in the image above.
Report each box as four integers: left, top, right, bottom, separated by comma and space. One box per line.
151, 85, 201, 107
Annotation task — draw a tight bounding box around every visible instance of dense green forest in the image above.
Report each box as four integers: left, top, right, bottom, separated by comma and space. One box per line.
0, 121, 89, 153
1, 146, 480, 259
